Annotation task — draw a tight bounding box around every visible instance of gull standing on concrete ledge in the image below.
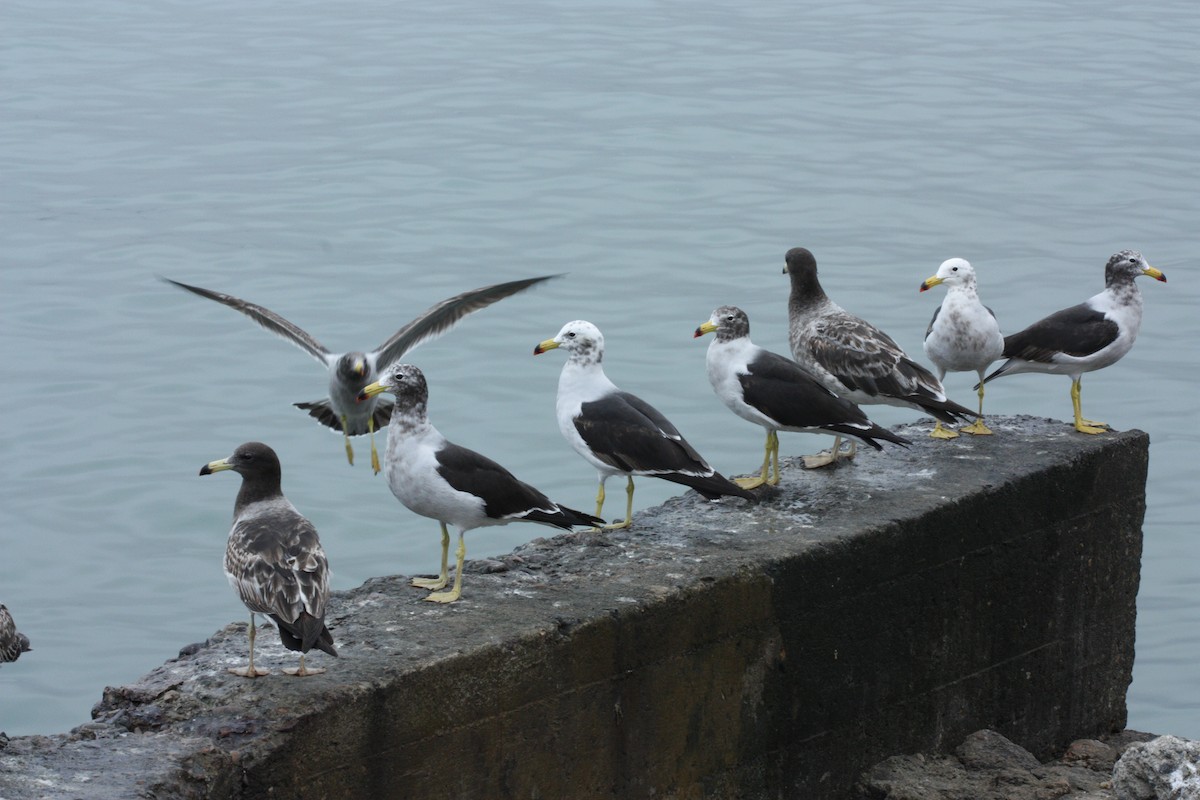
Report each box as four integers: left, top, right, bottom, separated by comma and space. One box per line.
696, 306, 910, 488
200, 442, 337, 677
920, 258, 1004, 438
359, 364, 603, 604
166, 275, 555, 473
980, 250, 1165, 434
0, 604, 31, 665
784, 247, 976, 466
535, 320, 755, 527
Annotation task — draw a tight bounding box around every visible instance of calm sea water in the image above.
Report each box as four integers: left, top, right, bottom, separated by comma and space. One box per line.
2, 0, 1198, 740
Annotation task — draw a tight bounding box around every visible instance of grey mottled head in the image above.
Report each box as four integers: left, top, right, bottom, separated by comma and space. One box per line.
334, 352, 370, 387
783, 247, 828, 306
1104, 250, 1166, 288
709, 306, 750, 342
537, 320, 605, 367
378, 363, 429, 417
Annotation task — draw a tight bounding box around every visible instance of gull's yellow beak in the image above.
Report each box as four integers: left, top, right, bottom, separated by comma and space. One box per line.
357, 381, 386, 403
694, 320, 718, 338
920, 275, 943, 293
351, 357, 367, 378
1143, 265, 1167, 283
533, 338, 559, 355
199, 458, 233, 476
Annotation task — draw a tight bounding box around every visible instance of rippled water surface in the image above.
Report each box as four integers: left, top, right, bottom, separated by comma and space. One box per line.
2, 0, 1198, 738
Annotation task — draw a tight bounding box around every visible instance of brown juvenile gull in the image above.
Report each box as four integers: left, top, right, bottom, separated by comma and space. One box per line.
166, 275, 555, 473
784, 247, 976, 466
535, 320, 755, 527
0, 604, 31, 665
200, 441, 337, 677
980, 249, 1165, 434
920, 258, 1004, 438
358, 364, 602, 603
695, 306, 910, 489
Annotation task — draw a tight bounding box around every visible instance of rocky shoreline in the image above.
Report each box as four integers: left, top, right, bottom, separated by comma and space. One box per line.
856, 728, 1199, 800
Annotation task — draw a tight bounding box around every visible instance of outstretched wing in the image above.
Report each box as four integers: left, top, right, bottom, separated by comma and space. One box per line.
372, 275, 557, 368
162, 277, 333, 366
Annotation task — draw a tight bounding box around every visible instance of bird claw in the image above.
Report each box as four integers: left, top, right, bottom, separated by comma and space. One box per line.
802, 453, 837, 468
734, 476, 767, 489
411, 576, 448, 590
929, 424, 960, 440
424, 588, 462, 604
228, 666, 270, 678
959, 420, 993, 436
283, 666, 326, 677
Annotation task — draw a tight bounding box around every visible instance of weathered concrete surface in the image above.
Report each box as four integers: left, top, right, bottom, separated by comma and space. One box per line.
0, 415, 1147, 799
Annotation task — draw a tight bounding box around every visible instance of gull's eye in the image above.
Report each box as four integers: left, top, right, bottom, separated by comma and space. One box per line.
951, 266, 958, 272
566, 331, 576, 338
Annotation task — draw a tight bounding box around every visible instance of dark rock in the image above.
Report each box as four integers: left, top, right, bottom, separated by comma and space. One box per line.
177, 641, 207, 658
856, 730, 1157, 800
956, 729, 1042, 771
1062, 738, 1120, 772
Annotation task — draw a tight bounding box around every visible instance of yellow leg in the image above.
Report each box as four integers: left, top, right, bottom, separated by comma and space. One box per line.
930, 421, 959, 439
229, 615, 270, 678
1071, 379, 1107, 434
341, 414, 355, 465
602, 476, 635, 530
412, 522, 450, 590
960, 382, 994, 435
426, 531, 465, 603
369, 415, 381, 475
735, 430, 773, 489
594, 480, 606, 520
768, 430, 781, 485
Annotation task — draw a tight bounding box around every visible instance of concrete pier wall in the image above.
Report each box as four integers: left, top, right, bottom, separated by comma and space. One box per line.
0, 416, 1147, 799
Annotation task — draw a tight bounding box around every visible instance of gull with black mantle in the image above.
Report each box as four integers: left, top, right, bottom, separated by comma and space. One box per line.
535, 320, 755, 527
920, 258, 1004, 438
200, 442, 337, 677
166, 274, 555, 473
696, 306, 910, 489
784, 247, 976, 466
359, 363, 603, 604
979, 249, 1165, 434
